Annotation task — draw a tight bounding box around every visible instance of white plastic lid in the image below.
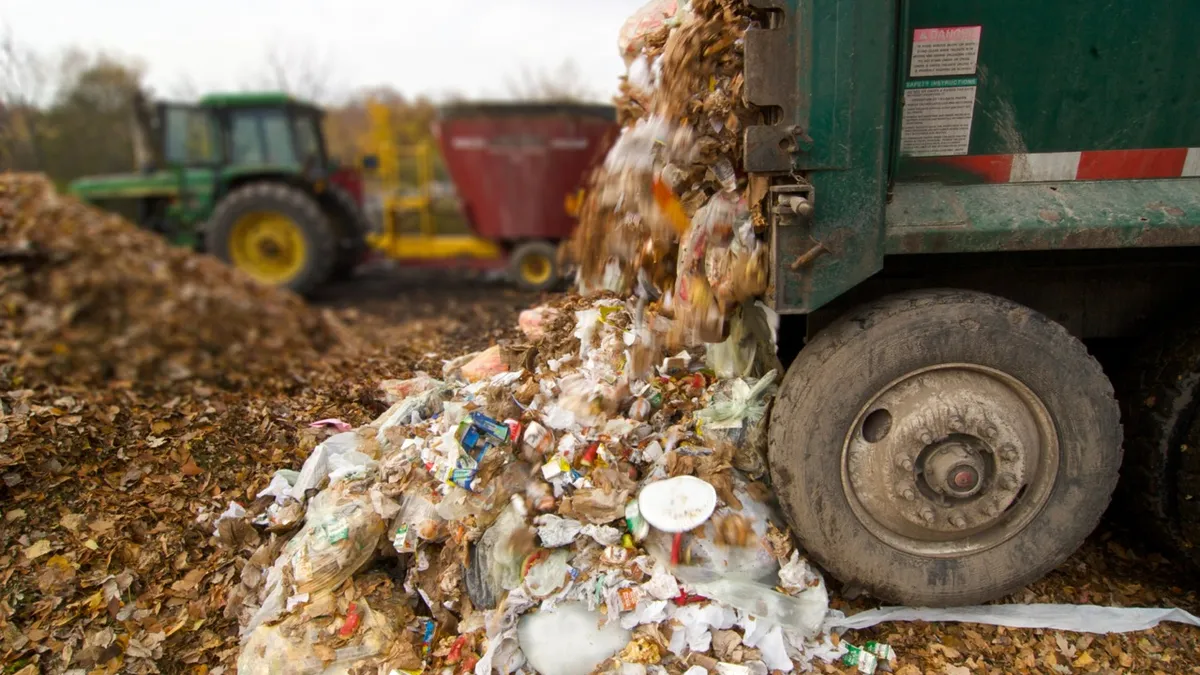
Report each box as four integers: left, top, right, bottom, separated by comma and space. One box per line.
637, 475, 718, 533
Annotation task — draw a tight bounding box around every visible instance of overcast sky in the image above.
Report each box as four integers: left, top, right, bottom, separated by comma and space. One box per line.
3, 0, 647, 102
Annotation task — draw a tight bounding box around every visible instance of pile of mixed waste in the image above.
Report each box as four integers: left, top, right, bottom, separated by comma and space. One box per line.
222, 295, 879, 674
220, 2, 881, 674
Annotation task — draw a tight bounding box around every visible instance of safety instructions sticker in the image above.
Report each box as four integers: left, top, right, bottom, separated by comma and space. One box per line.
910, 26, 982, 77
899, 78, 977, 157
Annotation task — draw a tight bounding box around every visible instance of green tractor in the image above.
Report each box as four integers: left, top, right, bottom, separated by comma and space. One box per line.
68, 91, 371, 295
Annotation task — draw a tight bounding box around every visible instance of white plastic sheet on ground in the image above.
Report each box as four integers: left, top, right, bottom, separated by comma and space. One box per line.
827, 604, 1200, 634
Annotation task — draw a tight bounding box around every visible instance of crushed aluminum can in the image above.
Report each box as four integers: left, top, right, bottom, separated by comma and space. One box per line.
842, 644, 879, 674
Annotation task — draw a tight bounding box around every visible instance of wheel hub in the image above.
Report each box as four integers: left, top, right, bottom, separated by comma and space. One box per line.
922, 440, 985, 498
842, 364, 1058, 557
228, 211, 307, 284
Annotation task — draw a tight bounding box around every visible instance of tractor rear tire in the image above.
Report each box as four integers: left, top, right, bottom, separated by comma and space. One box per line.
1121, 317, 1200, 568
208, 182, 338, 296
326, 185, 369, 282
768, 289, 1122, 606
509, 240, 560, 292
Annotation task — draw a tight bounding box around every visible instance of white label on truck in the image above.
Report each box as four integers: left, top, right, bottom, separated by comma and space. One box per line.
910, 26, 981, 77
899, 78, 977, 157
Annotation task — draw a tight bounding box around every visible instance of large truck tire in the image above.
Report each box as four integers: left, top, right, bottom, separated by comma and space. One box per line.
1121, 318, 1200, 567
208, 182, 338, 296
768, 289, 1122, 606
509, 240, 560, 292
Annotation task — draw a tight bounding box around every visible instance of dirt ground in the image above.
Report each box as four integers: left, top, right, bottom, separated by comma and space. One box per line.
4, 253, 1200, 673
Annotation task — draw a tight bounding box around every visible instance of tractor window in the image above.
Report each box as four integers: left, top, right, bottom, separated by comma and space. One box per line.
230, 113, 264, 164
292, 114, 322, 165
164, 107, 219, 165
261, 112, 298, 166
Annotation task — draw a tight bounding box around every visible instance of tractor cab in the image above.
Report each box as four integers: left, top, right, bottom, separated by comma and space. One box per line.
69, 91, 369, 295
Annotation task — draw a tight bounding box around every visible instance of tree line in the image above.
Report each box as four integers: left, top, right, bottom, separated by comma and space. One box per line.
0, 31, 600, 190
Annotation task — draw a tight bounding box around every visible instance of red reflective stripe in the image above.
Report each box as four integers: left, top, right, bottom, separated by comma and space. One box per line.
1076, 149, 1189, 180
935, 154, 1014, 183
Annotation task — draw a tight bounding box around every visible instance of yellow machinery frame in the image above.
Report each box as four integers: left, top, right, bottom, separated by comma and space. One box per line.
363, 100, 503, 261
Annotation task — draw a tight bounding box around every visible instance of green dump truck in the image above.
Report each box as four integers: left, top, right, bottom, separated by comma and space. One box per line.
752, 0, 1200, 605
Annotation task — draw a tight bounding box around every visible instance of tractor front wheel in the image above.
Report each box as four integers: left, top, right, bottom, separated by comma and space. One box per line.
509, 240, 560, 292
208, 182, 338, 296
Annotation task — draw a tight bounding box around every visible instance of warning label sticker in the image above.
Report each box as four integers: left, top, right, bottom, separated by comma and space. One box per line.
899, 78, 977, 157
910, 26, 982, 77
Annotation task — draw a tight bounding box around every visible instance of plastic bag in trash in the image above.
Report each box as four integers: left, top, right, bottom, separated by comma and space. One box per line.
238, 596, 402, 674
290, 432, 366, 501
465, 502, 534, 610
378, 374, 443, 405
695, 370, 777, 479
282, 482, 386, 596
706, 303, 782, 381
461, 345, 509, 383
673, 564, 828, 641
391, 491, 448, 553
518, 601, 633, 675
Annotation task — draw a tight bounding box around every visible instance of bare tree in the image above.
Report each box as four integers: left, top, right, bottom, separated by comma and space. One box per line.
505, 59, 602, 103
0, 26, 50, 169
252, 42, 338, 103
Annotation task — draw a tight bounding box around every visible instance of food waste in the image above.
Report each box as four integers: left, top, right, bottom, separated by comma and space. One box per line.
219, 2, 877, 673
224, 294, 851, 675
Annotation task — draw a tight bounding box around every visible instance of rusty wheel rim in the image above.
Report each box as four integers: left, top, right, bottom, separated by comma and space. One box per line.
841, 363, 1059, 557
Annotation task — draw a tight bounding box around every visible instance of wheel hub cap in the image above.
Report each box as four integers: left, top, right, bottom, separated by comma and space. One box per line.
228, 211, 307, 284
841, 364, 1059, 557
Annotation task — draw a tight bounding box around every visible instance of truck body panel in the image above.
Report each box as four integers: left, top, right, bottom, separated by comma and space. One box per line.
753, 0, 1200, 314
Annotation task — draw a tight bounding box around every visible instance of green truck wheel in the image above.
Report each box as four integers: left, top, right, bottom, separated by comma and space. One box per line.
769, 290, 1122, 605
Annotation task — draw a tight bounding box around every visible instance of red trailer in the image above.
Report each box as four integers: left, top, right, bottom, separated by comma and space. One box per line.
434, 102, 618, 290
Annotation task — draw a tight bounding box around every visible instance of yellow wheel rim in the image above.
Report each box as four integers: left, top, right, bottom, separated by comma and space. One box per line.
520, 253, 553, 286
227, 211, 308, 284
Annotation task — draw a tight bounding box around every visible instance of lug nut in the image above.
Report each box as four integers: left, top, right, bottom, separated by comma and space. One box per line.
920, 432, 933, 445
983, 504, 998, 517
950, 515, 967, 529
1000, 474, 1018, 490
901, 487, 916, 501
999, 444, 1017, 461
896, 455, 914, 471
984, 426, 998, 439
920, 508, 935, 524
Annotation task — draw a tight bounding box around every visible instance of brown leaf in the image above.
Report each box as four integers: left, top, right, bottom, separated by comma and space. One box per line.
181, 457, 205, 476
24, 539, 52, 560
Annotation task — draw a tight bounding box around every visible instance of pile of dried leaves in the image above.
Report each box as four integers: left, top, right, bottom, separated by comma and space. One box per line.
0, 174, 522, 673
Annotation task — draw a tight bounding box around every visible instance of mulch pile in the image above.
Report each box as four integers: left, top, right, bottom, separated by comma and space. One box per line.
0, 174, 517, 673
